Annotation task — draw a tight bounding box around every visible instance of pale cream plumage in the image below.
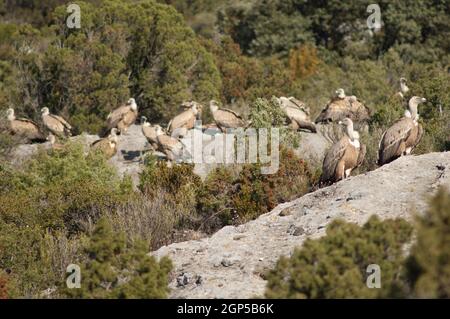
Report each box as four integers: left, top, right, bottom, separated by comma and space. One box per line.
41, 107, 72, 137
209, 100, 247, 131
6, 108, 46, 143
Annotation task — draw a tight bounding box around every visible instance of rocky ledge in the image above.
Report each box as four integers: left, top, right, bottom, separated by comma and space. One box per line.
153, 152, 450, 299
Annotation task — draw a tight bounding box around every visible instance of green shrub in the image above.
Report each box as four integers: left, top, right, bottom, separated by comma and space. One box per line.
139, 158, 201, 229
405, 187, 450, 298
64, 218, 172, 299
198, 147, 315, 231
196, 166, 238, 231
265, 216, 413, 298
0, 142, 133, 232
0, 221, 58, 297
248, 97, 299, 148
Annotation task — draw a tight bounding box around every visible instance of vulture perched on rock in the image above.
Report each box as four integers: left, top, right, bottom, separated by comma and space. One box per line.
141, 116, 159, 150
277, 96, 316, 133
6, 108, 46, 143
91, 128, 119, 159
320, 118, 366, 185
41, 107, 72, 138
315, 89, 371, 124
155, 125, 183, 162
106, 98, 138, 134
209, 100, 248, 131
167, 101, 202, 138
378, 96, 426, 166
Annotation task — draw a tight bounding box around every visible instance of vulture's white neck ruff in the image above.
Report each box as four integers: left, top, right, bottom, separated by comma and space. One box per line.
345, 122, 360, 148
130, 101, 138, 111
400, 82, 409, 94
210, 104, 219, 114
408, 101, 419, 121
7, 110, 15, 121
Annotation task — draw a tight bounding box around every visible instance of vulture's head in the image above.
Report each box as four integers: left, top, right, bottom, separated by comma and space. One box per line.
155, 125, 164, 136
181, 101, 194, 109
6, 108, 14, 121
400, 77, 407, 84
109, 128, 119, 143
209, 100, 220, 113
128, 98, 137, 111
140, 116, 148, 125
191, 102, 202, 116
110, 128, 119, 136
335, 88, 346, 99
409, 96, 426, 108
338, 117, 353, 127
277, 97, 289, 109
47, 133, 56, 144
41, 107, 50, 116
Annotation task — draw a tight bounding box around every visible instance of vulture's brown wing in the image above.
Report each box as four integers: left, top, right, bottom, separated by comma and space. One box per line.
221, 108, 243, 119
107, 105, 130, 129
315, 98, 348, 123
288, 97, 309, 114
348, 97, 371, 121
43, 115, 65, 133
121, 110, 137, 127
215, 109, 246, 128
378, 118, 413, 165
17, 118, 40, 127
321, 137, 349, 183
356, 143, 366, 168
412, 123, 424, 153
91, 138, 106, 148
13, 119, 45, 140
50, 114, 72, 129
157, 134, 180, 151
169, 110, 195, 131
142, 126, 157, 143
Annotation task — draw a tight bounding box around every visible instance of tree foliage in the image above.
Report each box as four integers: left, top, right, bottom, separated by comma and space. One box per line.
0, 0, 222, 133
405, 188, 450, 298
64, 217, 172, 299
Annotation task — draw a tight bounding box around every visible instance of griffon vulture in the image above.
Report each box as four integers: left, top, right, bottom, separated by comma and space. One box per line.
106, 98, 138, 134
315, 89, 371, 124
320, 118, 366, 185
41, 107, 72, 138
6, 108, 46, 143
91, 128, 119, 159
155, 125, 183, 162
378, 96, 426, 166
167, 101, 202, 137
141, 116, 159, 150
277, 96, 317, 133
209, 100, 248, 131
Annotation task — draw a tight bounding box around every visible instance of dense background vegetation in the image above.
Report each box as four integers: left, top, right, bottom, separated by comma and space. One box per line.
0, 0, 449, 298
